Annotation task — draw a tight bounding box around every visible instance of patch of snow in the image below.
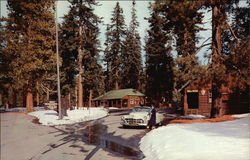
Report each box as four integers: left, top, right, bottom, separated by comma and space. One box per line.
109, 107, 119, 109
140, 114, 250, 160
6, 106, 45, 112
180, 114, 206, 119
28, 107, 108, 126
232, 113, 249, 118
6, 107, 27, 112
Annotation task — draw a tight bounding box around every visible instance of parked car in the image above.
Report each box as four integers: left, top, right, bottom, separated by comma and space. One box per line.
0, 105, 5, 111
121, 106, 164, 128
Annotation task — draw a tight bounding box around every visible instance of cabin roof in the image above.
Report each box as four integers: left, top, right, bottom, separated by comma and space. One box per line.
93, 88, 145, 101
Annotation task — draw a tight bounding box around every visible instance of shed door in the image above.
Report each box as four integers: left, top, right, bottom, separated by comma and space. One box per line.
187, 92, 199, 109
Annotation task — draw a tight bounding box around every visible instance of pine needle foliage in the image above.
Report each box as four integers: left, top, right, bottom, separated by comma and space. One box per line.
104, 2, 127, 91
121, 0, 142, 90
2, 0, 56, 111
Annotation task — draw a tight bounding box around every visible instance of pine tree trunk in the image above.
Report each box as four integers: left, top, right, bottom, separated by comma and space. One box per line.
68, 93, 71, 109
75, 85, 78, 109
0, 93, 2, 106
212, 6, 222, 56
12, 90, 17, 108
46, 90, 49, 102
26, 82, 33, 112
211, 5, 223, 117
78, 26, 84, 108
115, 70, 119, 90
23, 87, 26, 108
88, 89, 93, 107
35, 81, 39, 106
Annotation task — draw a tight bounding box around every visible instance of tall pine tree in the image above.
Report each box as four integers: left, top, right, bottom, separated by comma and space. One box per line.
2, 0, 56, 111
60, 0, 103, 107
145, 3, 174, 105
154, 0, 206, 102
121, 0, 142, 90
104, 2, 127, 90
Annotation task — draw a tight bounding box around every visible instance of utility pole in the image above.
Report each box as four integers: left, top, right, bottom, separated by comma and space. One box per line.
55, 1, 62, 119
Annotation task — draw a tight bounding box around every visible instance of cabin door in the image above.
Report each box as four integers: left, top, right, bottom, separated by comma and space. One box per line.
187, 92, 199, 109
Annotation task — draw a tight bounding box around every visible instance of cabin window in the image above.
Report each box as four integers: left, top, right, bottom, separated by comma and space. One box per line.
187, 92, 199, 109
130, 99, 134, 104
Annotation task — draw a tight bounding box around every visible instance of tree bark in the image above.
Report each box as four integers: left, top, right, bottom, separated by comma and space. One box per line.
68, 92, 71, 107
75, 84, 78, 109
78, 25, 84, 108
26, 82, 34, 112
23, 87, 26, 108
35, 81, 39, 106
212, 6, 222, 56
88, 89, 93, 107
12, 90, 17, 108
115, 70, 119, 90
46, 90, 49, 102
211, 5, 223, 117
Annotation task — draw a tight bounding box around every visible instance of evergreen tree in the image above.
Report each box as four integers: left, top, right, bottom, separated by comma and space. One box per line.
2, 0, 56, 111
227, 1, 249, 90
60, 0, 103, 106
103, 24, 113, 91
145, 4, 174, 105
202, 0, 248, 117
154, 0, 206, 102
104, 2, 127, 90
0, 20, 10, 107
121, 0, 142, 90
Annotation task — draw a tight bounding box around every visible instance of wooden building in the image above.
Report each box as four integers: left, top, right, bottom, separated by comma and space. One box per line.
184, 83, 249, 117
184, 84, 212, 117
93, 89, 145, 108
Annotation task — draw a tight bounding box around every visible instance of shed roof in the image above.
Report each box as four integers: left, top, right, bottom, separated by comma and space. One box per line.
93, 88, 144, 101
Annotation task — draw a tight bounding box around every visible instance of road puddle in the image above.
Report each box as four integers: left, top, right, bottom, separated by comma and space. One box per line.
76, 123, 144, 159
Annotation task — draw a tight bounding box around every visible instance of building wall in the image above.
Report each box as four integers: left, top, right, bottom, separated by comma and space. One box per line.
93, 96, 145, 108
184, 84, 249, 117
198, 89, 212, 117
184, 86, 212, 117
124, 96, 145, 108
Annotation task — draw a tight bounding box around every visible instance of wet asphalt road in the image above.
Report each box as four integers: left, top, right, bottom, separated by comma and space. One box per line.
0, 111, 146, 160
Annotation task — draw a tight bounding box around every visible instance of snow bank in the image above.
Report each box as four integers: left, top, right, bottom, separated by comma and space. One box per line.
6, 106, 44, 112
28, 107, 108, 126
232, 113, 249, 118
180, 114, 206, 119
140, 114, 250, 160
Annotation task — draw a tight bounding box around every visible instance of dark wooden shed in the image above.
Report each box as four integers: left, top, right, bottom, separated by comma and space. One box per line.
184, 83, 249, 117
184, 84, 212, 117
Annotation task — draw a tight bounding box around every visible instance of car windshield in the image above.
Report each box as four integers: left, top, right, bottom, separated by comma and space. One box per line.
132, 107, 151, 113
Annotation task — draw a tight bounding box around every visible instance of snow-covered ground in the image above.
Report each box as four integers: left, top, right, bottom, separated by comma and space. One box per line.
28, 107, 108, 126
140, 113, 250, 160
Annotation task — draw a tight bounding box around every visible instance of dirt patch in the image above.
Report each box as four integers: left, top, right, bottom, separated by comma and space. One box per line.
163, 115, 238, 125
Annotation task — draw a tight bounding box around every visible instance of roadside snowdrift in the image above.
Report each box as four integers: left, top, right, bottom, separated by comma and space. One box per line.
140, 114, 250, 160
28, 107, 108, 126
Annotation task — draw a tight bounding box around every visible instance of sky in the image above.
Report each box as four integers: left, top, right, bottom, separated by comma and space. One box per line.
1, 0, 214, 65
